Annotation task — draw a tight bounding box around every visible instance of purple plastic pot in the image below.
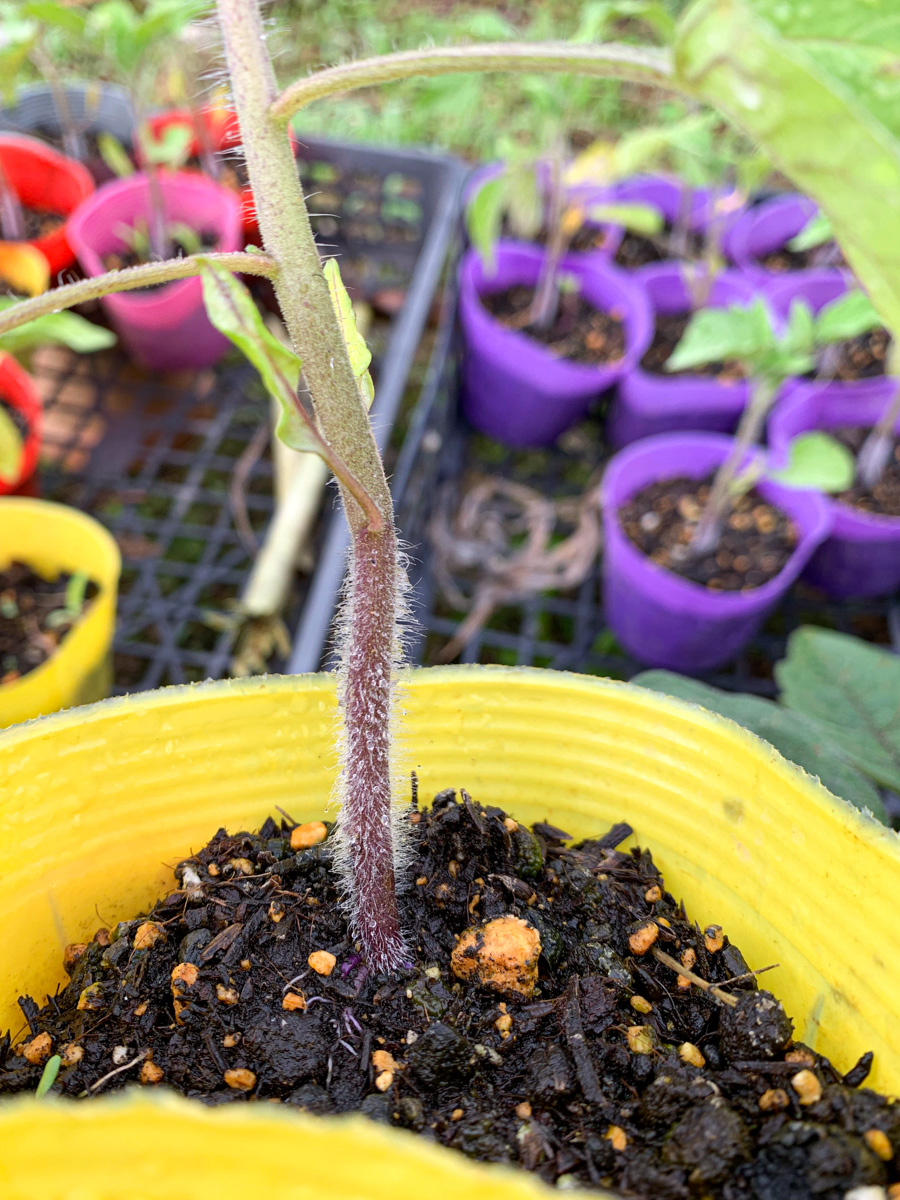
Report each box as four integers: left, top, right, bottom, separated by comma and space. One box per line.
764, 272, 887, 402
602, 432, 833, 671
67, 171, 242, 371
768, 381, 900, 598
459, 242, 652, 447
612, 175, 714, 229
610, 264, 759, 447
724, 194, 846, 285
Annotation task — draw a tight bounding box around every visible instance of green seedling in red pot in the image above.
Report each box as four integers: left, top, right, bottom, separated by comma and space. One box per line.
665, 291, 887, 554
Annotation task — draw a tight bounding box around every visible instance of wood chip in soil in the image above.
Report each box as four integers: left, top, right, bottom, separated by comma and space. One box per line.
2, 789, 898, 1200
0, 561, 97, 684
481, 284, 626, 366
833, 427, 900, 517
619, 476, 797, 590
640, 313, 745, 380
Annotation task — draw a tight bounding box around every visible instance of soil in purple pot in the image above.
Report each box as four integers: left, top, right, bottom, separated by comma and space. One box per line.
619, 476, 797, 590
2, 789, 898, 1200
832, 427, 900, 517
480, 284, 626, 366
758, 242, 846, 273
639, 313, 745, 381
0, 560, 97, 684
819, 328, 891, 381
504, 221, 612, 254
614, 224, 705, 270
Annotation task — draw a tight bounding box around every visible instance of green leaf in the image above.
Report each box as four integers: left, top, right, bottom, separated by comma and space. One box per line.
0, 301, 117, 357
586, 201, 664, 235
777, 627, 900, 792
97, 132, 135, 179
664, 300, 771, 372
505, 162, 542, 242
142, 123, 192, 168
465, 174, 508, 274
769, 431, 855, 492
633, 669, 888, 822
814, 290, 884, 345
198, 258, 317, 455
788, 211, 833, 253
0, 402, 24, 485
675, 0, 900, 343
0, 18, 36, 102
21, 1, 87, 32
323, 258, 375, 410
65, 570, 89, 615
35, 1054, 61, 1099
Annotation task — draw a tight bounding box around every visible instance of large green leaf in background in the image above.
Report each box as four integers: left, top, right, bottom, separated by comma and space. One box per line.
674, 0, 900, 339
633, 668, 888, 823
776, 628, 900, 793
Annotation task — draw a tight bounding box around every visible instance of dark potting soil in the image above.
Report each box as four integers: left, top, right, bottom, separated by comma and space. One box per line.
640, 313, 745, 381
20, 207, 65, 241
2, 791, 898, 1200
833, 427, 900, 518
819, 327, 891, 382
101, 230, 219, 293
0, 561, 97, 685
619, 476, 797, 591
481, 284, 627, 366
758, 243, 846, 274
613, 226, 705, 270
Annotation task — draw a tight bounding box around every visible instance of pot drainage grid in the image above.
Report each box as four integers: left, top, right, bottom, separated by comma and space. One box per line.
23, 138, 463, 694
391, 293, 900, 698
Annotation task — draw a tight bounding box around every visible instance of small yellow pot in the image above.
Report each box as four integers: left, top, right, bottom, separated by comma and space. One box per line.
0, 668, 897, 1200
0, 498, 120, 728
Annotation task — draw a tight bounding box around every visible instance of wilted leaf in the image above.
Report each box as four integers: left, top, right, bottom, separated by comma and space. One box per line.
634, 668, 888, 821
769, 431, 855, 492
198, 258, 317, 455
777, 627, 900, 792
324, 258, 374, 409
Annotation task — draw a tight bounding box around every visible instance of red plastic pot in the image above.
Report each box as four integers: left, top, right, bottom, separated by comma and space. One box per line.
67, 171, 243, 372
0, 134, 93, 277
0, 351, 42, 495
145, 108, 294, 236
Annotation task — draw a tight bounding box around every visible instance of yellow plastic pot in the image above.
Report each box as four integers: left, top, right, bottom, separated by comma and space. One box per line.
0, 668, 897, 1200
0, 498, 120, 728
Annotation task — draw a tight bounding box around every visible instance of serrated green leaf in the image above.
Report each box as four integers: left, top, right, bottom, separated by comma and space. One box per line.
465, 174, 508, 274
198, 259, 318, 455
777, 627, 900, 792
788, 211, 833, 253
769, 431, 855, 493
633, 669, 888, 821
665, 301, 770, 372
323, 258, 374, 410
0, 402, 23, 485
586, 201, 664, 236
815, 290, 884, 345
675, 0, 900, 342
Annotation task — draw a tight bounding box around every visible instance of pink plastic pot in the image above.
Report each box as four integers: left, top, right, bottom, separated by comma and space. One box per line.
768, 380, 900, 598
724, 194, 847, 285
0, 134, 93, 276
610, 264, 758, 447
67, 172, 242, 371
601, 432, 833, 672
0, 352, 42, 495
459, 242, 652, 446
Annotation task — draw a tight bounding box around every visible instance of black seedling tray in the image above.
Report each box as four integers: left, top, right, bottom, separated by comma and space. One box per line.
31, 136, 463, 693
386, 259, 900, 697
